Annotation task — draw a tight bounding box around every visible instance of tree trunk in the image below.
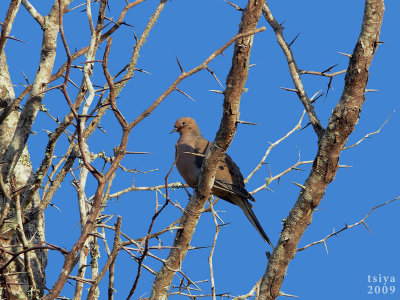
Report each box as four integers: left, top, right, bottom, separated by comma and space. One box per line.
0, 52, 46, 299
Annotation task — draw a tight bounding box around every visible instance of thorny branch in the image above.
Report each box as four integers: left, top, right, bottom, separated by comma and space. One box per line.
262, 3, 324, 138
258, 1, 385, 299
0, 0, 392, 298
245, 110, 305, 183
343, 112, 392, 150
297, 196, 400, 253
150, 0, 266, 298
126, 193, 170, 299
87, 216, 122, 299
0, 0, 22, 57
208, 200, 222, 300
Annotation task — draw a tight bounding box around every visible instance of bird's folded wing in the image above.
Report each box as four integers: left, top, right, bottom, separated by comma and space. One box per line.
214, 179, 255, 203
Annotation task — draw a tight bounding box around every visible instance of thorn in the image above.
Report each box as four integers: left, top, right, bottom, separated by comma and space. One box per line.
176, 56, 184, 74
183, 152, 204, 158
365, 89, 379, 93
175, 88, 195, 102
249, 63, 256, 68
97, 126, 106, 134
120, 21, 135, 28
104, 16, 119, 26
376, 41, 385, 44
206, 67, 223, 87
280, 87, 299, 93
321, 64, 338, 74
338, 52, 352, 58
323, 240, 328, 255
21, 71, 30, 85
135, 68, 151, 75
291, 181, 306, 190
42, 129, 52, 135
310, 90, 323, 100
288, 33, 300, 47
265, 186, 273, 192
236, 120, 259, 126
133, 30, 138, 42
325, 77, 333, 100
338, 164, 352, 168
125, 151, 151, 155
7, 36, 24, 43
311, 92, 324, 103
49, 203, 62, 211
310, 90, 323, 103
224, 0, 243, 11
209, 90, 224, 94
279, 291, 299, 298
361, 220, 371, 233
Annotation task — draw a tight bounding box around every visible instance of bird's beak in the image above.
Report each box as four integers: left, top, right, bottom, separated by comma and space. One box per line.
170, 128, 178, 134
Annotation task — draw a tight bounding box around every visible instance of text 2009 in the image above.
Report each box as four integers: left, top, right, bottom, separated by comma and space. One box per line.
367, 285, 395, 295
367, 274, 396, 295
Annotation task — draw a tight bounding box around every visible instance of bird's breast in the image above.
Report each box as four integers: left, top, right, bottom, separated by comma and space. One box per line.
176, 144, 202, 188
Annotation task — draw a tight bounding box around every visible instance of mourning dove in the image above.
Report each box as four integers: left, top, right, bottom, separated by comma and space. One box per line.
171, 117, 274, 248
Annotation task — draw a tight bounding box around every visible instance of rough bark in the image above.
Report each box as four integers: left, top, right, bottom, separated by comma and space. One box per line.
258, 1, 385, 299
2, 0, 71, 180
149, 0, 264, 299
0, 1, 72, 298
0, 52, 46, 300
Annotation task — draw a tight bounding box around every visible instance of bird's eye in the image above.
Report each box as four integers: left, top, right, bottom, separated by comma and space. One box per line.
182, 121, 186, 125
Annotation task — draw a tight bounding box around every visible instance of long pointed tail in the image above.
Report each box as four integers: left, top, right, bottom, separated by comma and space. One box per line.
236, 198, 274, 249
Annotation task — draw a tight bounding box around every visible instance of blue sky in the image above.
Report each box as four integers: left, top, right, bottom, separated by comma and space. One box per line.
1, 0, 399, 299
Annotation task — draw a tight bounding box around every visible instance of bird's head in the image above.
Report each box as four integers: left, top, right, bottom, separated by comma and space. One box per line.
170, 117, 202, 136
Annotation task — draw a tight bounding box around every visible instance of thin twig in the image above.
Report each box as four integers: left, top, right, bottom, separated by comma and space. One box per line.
87, 216, 122, 299
262, 4, 323, 138
245, 110, 305, 183
343, 111, 393, 150
297, 195, 400, 252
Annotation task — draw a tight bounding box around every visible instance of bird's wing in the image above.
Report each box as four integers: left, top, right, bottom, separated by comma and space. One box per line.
193, 139, 210, 169
191, 138, 254, 202
220, 154, 255, 202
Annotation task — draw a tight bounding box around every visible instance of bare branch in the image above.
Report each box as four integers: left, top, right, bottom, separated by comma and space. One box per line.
259, 1, 385, 299
129, 26, 266, 130
245, 110, 305, 183
0, 0, 22, 56
87, 216, 122, 299
250, 160, 313, 195
343, 112, 393, 150
297, 196, 400, 252
21, 0, 44, 26
299, 69, 346, 78
262, 4, 324, 138
126, 194, 170, 299
208, 200, 221, 300
150, 1, 266, 298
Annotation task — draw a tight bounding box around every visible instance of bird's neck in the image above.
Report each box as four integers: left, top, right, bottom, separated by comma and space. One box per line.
179, 131, 202, 143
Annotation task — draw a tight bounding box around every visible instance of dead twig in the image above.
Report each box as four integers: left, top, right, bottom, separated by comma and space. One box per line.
297, 196, 400, 253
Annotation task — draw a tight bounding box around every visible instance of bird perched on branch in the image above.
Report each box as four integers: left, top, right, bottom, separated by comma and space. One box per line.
171, 117, 274, 249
